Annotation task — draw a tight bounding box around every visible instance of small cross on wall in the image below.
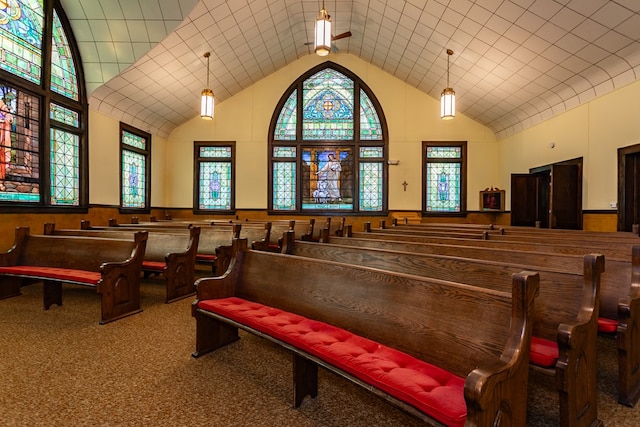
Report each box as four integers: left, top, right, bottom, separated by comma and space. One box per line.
402, 181, 408, 191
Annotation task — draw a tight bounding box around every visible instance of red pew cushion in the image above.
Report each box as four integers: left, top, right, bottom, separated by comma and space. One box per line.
530, 336, 559, 368
597, 317, 619, 334
196, 254, 217, 262
198, 297, 467, 427
0, 265, 101, 285
142, 260, 166, 271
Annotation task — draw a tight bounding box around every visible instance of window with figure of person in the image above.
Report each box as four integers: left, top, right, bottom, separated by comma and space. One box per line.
0, 0, 87, 210
193, 141, 235, 213
269, 62, 388, 214
422, 141, 467, 216
120, 123, 150, 212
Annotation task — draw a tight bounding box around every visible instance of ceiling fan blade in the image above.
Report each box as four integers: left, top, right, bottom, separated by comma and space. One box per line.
332, 31, 352, 41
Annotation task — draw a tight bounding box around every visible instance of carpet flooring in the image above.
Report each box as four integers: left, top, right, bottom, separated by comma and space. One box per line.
1, 272, 638, 426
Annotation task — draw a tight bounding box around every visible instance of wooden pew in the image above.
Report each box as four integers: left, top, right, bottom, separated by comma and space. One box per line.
329, 230, 640, 408
82, 220, 269, 275
43, 224, 199, 303
284, 235, 605, 426
356, 225, 634, 261
0, 227, 147, 324
192, 238, 540, 426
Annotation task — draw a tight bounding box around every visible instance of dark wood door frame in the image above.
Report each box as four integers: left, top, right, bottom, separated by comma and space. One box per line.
617, 144, 640, 232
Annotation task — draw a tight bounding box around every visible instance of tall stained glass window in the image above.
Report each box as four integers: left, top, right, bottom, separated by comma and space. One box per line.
269, 63, 387, 213
0, 0, 87, 210
194, 142, 235, 212
423, 142, 467, 214
120, 124, 150, 211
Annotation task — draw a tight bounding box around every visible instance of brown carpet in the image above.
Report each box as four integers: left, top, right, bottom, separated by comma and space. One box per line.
1, 271, 638, 426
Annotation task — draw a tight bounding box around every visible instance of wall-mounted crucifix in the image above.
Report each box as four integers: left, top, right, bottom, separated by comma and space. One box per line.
402, 181, 408, 191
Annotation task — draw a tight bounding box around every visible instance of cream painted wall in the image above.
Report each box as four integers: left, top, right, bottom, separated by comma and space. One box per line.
164, 54, 498, 211
88, 109, 167, 206
497, 79, 640, 211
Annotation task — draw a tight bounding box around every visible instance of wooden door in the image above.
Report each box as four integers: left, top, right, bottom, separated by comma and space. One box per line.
618, 147, 640, 231
510, 173, 543, 227
550, 164, 582, 229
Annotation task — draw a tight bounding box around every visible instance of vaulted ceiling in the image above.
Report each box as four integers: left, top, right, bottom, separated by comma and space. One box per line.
59, 0, 640, 139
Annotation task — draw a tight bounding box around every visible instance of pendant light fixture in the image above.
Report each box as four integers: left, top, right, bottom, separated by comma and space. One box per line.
314, 0, 332, 57
200, 52, 214, 120
440, 49, 455, 120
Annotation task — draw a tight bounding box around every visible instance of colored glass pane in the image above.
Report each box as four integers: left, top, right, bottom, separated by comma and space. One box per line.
50, 9, 78, 100
273, 161, 295, 210
199, 161, 231, 210
425, 163, 461, 212
122, 149, 146, 208
0, 84, 41, 202
50, 128, 78, 205
359, 162, 383, 211
274, 90, 297, 140
122, 130, 146, 150
302, 69, 353, 140
0, 0, 44, 84
200, 146, 231, 158
273, 146, 296, 158
50, 103, 78, 127
359, 147, 383, 158
360, 89, 382, 140
427, 146, 461, 159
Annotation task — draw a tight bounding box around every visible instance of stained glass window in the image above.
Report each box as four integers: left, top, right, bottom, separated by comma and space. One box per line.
302, 69, 354, 140
122, 130, 146, 150
120, 125, 150, 210
360, 90, 382, 140
0, 0, 44, 84
360, 162, 383, 211
50, 9, 78, 100
122, 150, 145, 208
50, 103, 78, 127
423, 142, 466, 214
273, 162, 296, 210
0, 1, 87, 209
50, 128, 79, 205
195, 142, 234, 212
274, 90, 297, 140
269, 64, 387, 213
274, 146, 296, 158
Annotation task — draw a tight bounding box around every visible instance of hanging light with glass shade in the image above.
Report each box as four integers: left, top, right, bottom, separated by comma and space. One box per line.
314, 1, 332, 57
200, 52, 214, 120
440, 49, 455, 120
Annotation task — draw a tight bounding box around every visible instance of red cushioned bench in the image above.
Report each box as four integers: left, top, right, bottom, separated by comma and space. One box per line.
0, 227, 147, 324
191, 238, 540, 426
292, 233, 606, 425
44, 223, 200, 303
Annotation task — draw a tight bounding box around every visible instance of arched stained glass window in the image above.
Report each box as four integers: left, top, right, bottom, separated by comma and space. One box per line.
269, 62, 387, 214
0, 0, 87, 210
51, 9, 78, 100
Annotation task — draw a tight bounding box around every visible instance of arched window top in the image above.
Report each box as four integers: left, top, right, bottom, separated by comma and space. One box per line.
272, 63, 385, 143
51, 8, 78, 100
0, 0, 45, 84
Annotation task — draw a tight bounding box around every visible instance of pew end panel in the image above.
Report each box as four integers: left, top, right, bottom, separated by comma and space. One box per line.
616, 245, 640, 407
0, 227, 148, 324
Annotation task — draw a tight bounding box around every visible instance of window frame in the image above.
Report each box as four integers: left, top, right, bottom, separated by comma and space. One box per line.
193, 141, 236, 214
422, 141, 468, 216
119, 122, 151, 213
0, 0, 88, 212
267, 62, 388, 215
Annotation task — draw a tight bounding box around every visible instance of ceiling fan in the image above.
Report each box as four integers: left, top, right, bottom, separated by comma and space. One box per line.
304, 31, 352, 52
